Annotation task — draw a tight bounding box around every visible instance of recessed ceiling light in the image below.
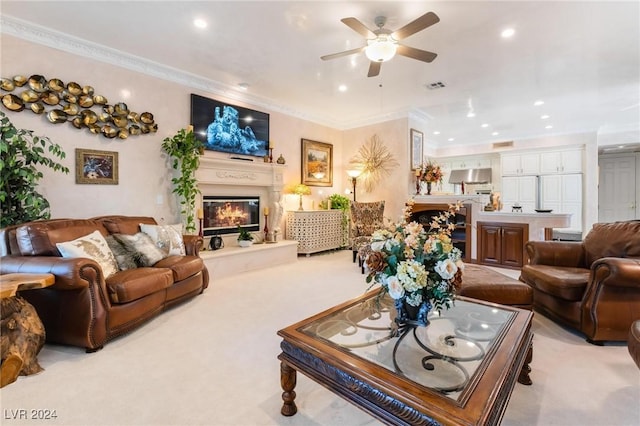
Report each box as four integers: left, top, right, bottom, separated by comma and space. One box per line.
534, 100, 545, 106
193, 18, 207, 29
433, 131, 440, 135
338, 84, 347, 92
541, 114, 550, 119
501, 28, 515, 38
467, 112, 475, 118
238, 82, 250, 91
448, 138, 455, 142
481, 123, 489, 128
545, 125, 553, 129
492, 131, 499, 136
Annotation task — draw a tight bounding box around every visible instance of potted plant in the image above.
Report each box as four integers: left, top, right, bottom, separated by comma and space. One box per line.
237, 225, 254, 247
326, 193, 351, 246
0, 111, 70, 228
161, 126, 204, 234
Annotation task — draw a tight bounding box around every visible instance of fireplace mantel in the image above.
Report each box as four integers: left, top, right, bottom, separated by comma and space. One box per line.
196, 156, 287, 238
196, 156, 285, 189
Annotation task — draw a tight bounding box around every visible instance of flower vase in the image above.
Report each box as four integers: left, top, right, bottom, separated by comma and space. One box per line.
394, 299, 430, 327
426, 181, 432, 195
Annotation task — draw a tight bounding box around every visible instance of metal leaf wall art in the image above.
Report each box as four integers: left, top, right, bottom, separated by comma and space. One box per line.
0, 74, 157, 139
350, 134, 399, 192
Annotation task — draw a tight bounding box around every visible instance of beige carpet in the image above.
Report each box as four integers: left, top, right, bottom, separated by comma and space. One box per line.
1, 250, 638, 426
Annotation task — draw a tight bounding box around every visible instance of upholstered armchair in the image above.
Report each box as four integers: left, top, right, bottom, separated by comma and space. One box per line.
520, 220, 640, 343
349, 201, 385, 269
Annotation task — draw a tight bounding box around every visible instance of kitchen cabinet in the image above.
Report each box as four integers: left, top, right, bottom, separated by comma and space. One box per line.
501, 153, 540, 176
477, 222, 528, 269
540, 174, 583, 232
501, 176, 537, 212
540, 148, 583, 174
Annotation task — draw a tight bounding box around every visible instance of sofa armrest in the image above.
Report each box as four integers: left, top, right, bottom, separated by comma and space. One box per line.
183, 235, 203, 256
0, 255, 103, 290
525, 240, 585, 267
591, 257, 640, 288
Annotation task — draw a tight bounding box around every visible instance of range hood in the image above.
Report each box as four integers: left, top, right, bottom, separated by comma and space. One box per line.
448, 168, 492, 184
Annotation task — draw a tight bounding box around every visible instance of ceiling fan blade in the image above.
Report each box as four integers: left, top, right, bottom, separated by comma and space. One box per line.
392, 12, 440, 41
321, 46, 366, 61
367, 61, 382, 77
396, 45, 438, 63
341, 17, 376, 39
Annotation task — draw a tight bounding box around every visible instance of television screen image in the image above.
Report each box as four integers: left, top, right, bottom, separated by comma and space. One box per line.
190, 94, 269, 157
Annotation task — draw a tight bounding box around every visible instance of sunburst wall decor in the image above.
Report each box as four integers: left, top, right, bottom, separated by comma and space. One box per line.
349, 134, 399, 192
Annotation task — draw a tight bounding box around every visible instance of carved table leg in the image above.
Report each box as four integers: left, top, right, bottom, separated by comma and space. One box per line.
517, 343, 533, 385
280, 361, 297, 416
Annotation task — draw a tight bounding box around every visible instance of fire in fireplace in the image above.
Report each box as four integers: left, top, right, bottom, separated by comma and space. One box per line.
202, 196, 260, 235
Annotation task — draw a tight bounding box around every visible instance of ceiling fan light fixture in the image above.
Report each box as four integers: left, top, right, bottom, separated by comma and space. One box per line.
365, 38, 397, 62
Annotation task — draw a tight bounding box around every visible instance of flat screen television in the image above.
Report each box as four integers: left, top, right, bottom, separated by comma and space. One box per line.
190, 94, 269, 158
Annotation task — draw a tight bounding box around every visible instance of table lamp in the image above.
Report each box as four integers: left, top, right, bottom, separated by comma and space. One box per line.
293, 184, 311, 210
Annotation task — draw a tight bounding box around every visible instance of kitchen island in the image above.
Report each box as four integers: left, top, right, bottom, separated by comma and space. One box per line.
412, 195, 573, 262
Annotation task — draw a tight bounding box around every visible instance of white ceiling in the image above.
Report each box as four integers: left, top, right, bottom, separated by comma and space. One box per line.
2, 1, 639, 149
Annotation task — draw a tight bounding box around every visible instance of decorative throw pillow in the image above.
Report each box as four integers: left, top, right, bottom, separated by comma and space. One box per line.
105, 235, 138, 271
139, 223, 186, 256
56, 230, 119, 278
113, 232, 166, 267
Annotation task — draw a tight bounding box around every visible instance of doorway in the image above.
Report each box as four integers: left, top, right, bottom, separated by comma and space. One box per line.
598, 153, 640, 222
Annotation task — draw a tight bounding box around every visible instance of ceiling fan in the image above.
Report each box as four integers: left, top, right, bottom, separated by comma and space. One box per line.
321, 12, 440, 77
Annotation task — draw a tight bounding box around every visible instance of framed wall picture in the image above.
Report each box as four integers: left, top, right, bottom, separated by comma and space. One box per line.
75, 148, 118, 184
410, 128, 424, 169
301, 139, 333, 187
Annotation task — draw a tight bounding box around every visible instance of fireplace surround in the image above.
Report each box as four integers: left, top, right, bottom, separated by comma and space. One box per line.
196, 156, 285, 244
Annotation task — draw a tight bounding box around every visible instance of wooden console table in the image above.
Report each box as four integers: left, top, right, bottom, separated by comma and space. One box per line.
1, 273, 55, 388
285, 210, 346, 255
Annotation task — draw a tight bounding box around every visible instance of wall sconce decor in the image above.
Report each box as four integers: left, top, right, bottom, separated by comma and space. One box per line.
0, 74, 157, 139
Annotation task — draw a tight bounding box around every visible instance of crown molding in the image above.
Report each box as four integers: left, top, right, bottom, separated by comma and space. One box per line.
2, 15, 392, 130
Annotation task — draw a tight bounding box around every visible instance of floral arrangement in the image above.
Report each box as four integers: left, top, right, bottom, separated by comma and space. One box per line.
365, 199, 464, 326
417, 159, 444, 184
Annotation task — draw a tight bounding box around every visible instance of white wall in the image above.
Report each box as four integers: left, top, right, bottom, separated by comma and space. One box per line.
1, 35, 342, 230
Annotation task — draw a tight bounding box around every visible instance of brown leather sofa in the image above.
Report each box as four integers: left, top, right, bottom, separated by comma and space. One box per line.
0, 216, 209, 352
520, 220, 640, 343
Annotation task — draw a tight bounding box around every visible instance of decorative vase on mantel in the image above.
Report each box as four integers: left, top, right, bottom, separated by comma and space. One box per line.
425, 181, 433, 195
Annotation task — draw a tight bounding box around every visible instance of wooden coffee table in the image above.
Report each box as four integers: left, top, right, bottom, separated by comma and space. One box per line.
277, 291, 533, 426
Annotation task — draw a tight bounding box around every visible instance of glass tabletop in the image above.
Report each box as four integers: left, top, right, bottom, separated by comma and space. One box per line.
299, 293, 515, 401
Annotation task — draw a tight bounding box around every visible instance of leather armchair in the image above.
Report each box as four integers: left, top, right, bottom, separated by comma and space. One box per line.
520, 220, 640, 343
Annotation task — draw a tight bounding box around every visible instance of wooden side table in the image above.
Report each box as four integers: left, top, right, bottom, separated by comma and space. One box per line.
1, 273, 55, 388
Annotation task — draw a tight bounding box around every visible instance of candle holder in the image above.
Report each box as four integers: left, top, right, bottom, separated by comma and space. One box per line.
269, 148, 274, 163
198, 218, 203, 238
416, 176, 421, 195
264, 214, 270, 241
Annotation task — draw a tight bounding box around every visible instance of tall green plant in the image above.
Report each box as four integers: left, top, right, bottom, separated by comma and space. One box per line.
0, 111, 69, 227
327, 193, 351, 246
161, 127, 203, 233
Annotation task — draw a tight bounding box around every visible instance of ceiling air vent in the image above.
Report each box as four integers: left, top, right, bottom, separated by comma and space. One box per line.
492, 141, 514, 149
425, 81, 446, 90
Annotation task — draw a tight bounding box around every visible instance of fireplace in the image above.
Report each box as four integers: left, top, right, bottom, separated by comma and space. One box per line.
203, 196, 260, 235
